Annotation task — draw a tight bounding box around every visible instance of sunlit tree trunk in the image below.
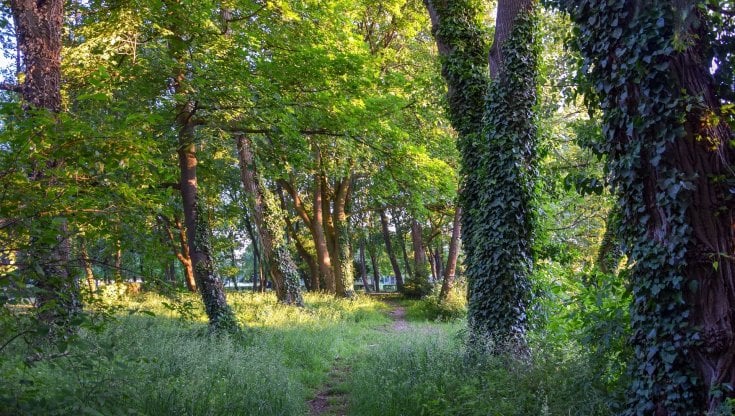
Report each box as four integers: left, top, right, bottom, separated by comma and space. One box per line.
236, 135, 303, 306
333, 177, 355, 298
379, 209, 404, 291
440, 206, 462, 301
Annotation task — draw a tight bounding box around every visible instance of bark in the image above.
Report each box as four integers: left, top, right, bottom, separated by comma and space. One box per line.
158, 214, 197, 292
333, 177, 355, 298
80, 238, 95, 293
229, 236, 239, 290
379, 209, 404, 291
279, 181, 320, 291
176, 100, 236, 331
321, 174, 338, 293
10, 0, 63, 111
236, 135, 303, 306
487, 0, 530, 79
359, 238, 370, 293
368, 241, 381, 292
439, 206, 462, 301
394, 216, 414, 279
669, 34, 735, 415
11, 0, 81, 324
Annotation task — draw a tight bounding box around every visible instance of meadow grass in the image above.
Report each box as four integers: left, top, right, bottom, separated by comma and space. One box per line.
1, 288, 619, 415
0, 290, 389, 416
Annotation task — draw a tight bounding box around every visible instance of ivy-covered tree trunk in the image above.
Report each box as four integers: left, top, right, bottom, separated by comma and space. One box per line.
9, 0, 81, 325
563, 0, 735, 413
176, 106, 237, 331
425, 0, 537, 350
236, 135, 303, 306
379, 209, 404, 291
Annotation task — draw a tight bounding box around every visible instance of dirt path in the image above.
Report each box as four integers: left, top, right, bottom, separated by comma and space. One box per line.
308, 300, 409, 415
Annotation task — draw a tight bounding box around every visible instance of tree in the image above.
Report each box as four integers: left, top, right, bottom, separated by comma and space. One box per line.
237, 135, 303, 306
424, 0, 538, 349
562, 0, 735, 413
5, 0, 81, 325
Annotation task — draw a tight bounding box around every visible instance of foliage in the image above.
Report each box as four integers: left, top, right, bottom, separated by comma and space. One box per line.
558, 0, 735, 412
465, 8, 539, 350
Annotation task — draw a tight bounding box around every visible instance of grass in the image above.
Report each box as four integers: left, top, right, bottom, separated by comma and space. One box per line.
1, 288, 620, 415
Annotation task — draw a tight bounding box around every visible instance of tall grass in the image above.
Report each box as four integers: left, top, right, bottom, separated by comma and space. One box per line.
348, 324, 615, 416
0, 291, 388, 416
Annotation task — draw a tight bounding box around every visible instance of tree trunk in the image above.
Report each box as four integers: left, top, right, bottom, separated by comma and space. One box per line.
405, 219, 430, 298
158, 214, 197, 292
379, 209, 404, 291
359, 238, 370, 293
565, 1, 735, 412
176, 101, 236, 331
439, 206, 462, 301
10, 0, 81, 324
236, 135, 303, 306
394, 216, 413, 279
80, 238, 95, 293
114, 240, 122, 282
333, 177, 355, 298
368, 241, 381, 292
426, 0, 536, 350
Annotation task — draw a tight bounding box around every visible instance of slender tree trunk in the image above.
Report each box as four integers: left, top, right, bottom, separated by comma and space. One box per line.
236, 135, 303, 306
114, 240, 122, 282
394, 217, 413, 279
368, 241, 381, 292
440, 206, 462, 301
158, 214, 197, 292
359, 238, 370, 293
333, 177, 355, 298
379, 209, 404, 291
80, 238, 95, 293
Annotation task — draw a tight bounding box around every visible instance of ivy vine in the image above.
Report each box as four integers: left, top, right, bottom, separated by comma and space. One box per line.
465, 8, 539, 350
559, 0, 735, 412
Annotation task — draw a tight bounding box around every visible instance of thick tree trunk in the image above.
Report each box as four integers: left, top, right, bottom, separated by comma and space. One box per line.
236, 135, 303, 306
426, 0, 535, 350
565, 1, 735, 412
176, 101, 236, 331
10, 0, 62, 111
440, 206, 462, 301
10, 0, 81, 324
379, 209, 404, 291
404, 219, 431, 297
